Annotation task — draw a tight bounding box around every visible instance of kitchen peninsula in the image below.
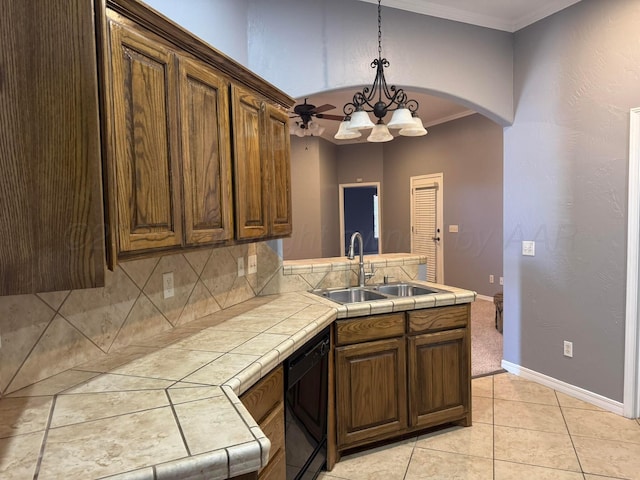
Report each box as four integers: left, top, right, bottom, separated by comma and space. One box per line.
0, 254, 475, 480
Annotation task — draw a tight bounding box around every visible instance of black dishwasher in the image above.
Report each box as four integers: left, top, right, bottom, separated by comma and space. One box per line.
284, 327, 330, 480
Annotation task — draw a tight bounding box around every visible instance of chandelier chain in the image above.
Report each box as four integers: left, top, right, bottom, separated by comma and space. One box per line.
378, 0, 382, 59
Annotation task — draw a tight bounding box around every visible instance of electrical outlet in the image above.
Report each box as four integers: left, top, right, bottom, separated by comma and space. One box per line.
247, 254, 257, 274
162, 272, 174, 299
499, 276, 504, 285
522, 240, 536, 256
237, 257, 245, 277
489, 274, 494, 283
563, 340, 573, 358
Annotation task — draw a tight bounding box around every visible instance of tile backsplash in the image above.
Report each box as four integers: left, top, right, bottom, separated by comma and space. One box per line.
0, 241, 282, 397
0, 244, 422, 397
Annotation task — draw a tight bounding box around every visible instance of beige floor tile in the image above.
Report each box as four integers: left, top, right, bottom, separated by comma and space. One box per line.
328, 438, 415, 480
472, 375, 493, 398
494, 460, 584, 479
415, 423, 493, 459
573, 435, 640, 479
494, 425, 581, 472
405, 448, 493, 479
556, 391, 605, 411
494, 398, 568, 433
563, 407, 640, 444
493, 373, 558, 405
473, 396, 494, 424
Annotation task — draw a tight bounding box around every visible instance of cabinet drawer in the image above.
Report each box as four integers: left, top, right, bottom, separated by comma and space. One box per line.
241, 365, 283, 423
408, 305, 469, 334
336, 313, 405, 345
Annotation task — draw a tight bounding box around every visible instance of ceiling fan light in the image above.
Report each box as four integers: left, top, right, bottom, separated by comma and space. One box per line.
334, 119, 362, 140
348, 110, 375, 130
387, 107, 415, 129
367, 121, 393, 142
399, 116, 428, 137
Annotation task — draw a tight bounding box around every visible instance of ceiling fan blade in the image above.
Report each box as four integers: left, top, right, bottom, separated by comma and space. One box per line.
312, 104, 336, 114
315, 113, 344, 121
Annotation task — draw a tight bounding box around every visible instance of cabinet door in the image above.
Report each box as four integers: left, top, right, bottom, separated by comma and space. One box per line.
0, 0, 105, 294
231, 85, 269, 240
179, 57, 233, 245
408, 328, 470, 428
335, 338, 407, 448
108, 22, 183, 253
264, 104, 292, 237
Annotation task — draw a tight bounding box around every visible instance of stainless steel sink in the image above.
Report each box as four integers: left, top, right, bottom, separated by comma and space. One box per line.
311, 282, 447, 304
371, 283, 440, 297
315, 288, 387, 304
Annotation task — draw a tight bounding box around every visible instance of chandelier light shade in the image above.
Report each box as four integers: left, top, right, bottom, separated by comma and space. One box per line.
399, 115, 428, 136
335, 0, 426, 143
334, 118, 362, 140
367, 120, 393, 142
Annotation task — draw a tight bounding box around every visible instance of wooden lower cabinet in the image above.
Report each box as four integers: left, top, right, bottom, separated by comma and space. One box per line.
333, 304, 472, 454
335, 338, 407, 447
240, 366, 286, 480
408, 328, 470, 428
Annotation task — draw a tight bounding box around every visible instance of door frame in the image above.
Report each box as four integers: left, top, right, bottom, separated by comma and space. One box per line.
410, 173, 444, 284
624, 107, 640, 418
339, 182, 382, 255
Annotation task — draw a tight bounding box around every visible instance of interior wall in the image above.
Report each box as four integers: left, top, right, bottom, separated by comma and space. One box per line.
319, 140, 340, 258
283, 138, 322, 259
139, 0, 249, 66
504, 0, 640, 402
246, 0, 514, 125
383, 114, 503, 296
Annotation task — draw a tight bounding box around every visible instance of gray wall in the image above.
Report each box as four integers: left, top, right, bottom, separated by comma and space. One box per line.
504, 0, 640, 401
283, 137, 340, 259
383, 114, 503, 296
288, 115, 502, 297
140, 0, 249, 65
246, 0, 514, 125
319, 140, 340, 258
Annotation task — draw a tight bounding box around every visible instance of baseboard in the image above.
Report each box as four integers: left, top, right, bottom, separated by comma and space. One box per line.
476, 294, 494, 302
501, 360, 624, 415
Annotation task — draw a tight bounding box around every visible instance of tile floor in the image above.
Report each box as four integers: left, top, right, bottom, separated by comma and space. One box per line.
319, 373, 640, 480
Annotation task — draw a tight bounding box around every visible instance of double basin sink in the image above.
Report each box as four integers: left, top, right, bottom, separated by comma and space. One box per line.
311, 282, 447, 305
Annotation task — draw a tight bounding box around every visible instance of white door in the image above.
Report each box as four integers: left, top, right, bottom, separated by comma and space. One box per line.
411, 174, 444, 283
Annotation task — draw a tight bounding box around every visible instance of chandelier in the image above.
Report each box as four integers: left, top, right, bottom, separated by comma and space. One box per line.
334, 0, 427, 142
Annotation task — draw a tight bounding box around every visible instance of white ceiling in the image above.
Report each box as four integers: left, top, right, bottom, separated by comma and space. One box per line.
356, 0, 582, 33
290, 0, 582, 145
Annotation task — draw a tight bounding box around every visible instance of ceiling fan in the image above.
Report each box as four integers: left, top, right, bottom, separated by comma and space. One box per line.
289, 99, 344, 136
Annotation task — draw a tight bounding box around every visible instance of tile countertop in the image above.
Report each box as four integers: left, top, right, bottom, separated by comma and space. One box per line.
0, 281, 475, 480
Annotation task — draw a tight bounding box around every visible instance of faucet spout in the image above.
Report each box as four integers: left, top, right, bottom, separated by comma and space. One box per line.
348, 232, 366, 287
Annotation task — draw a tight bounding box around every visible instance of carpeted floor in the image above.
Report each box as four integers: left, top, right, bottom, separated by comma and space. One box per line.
470, 298, 504, 377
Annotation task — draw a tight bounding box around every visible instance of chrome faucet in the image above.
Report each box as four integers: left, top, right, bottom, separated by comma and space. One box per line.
348, 231, 374, 287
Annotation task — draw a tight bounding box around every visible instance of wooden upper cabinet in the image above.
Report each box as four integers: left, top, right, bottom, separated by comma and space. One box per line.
0, 0, 105, 294
108, 21, 183, 254
232, 85, 270, 240
232, 86, 293, 240
179, 57, 234, 245
265, 104, 293, 237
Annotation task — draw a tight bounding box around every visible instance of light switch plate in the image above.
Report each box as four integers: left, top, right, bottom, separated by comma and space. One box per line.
248, 254, 257, 274
449, 225, 459, 233
237, 257, 245, 277
162, 272, 174, 299
522, 240, 536, 256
